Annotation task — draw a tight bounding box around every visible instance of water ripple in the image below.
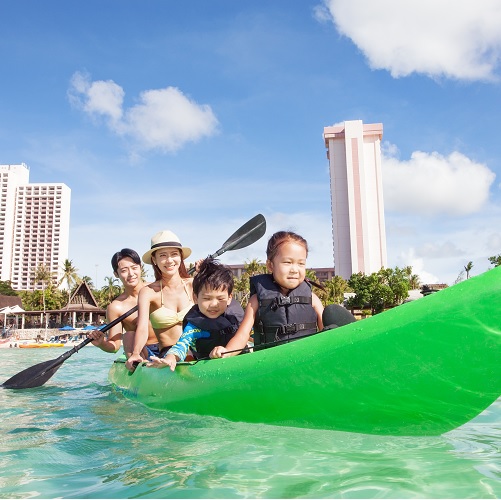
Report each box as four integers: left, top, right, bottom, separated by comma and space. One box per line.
1, 348, 501, 498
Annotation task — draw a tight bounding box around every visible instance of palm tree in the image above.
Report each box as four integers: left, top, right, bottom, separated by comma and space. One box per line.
464, 261, 473, 279
244, 258, 267, 277
403, 266, 421, 289
321, 275, 350, 306
80, 276, 94, 289
33, 263, 54, 330
101, 276, 121, 305
140, 264, 149, 282
488, 254, 501, 267
59, 259, 79, 291
233, 259, 267, 307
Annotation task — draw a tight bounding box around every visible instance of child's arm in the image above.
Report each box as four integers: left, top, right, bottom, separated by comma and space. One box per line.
312, 292, 324, 331
210, 295, 258, 358
147, 326, 196, 371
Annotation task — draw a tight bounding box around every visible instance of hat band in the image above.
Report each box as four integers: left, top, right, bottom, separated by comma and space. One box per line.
151, 241, 182, 250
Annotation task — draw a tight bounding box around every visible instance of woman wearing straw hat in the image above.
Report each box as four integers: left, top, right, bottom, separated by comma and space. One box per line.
125, 230, 194, 371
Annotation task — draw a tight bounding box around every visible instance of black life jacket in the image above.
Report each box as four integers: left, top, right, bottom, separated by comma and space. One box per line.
250, 274, 318, 349
182, 299, 244, 359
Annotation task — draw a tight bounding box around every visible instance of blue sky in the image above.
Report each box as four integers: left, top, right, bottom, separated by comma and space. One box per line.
1, 0, 501, 286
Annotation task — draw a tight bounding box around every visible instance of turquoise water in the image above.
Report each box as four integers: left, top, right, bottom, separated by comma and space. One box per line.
1, 348, 501, 499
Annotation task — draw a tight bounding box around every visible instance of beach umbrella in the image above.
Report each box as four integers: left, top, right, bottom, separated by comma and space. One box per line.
59, 325, 75, 331
82, 325, 98, 330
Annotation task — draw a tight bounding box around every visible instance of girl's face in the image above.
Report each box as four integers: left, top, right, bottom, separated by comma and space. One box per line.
267, 241, 307, 293
152, 248, 182, 277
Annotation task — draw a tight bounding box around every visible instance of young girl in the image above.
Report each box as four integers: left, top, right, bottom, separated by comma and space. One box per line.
210, 231, 324, 358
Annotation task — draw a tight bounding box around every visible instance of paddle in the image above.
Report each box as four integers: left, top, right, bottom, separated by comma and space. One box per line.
2, 213, 267, 389
1, 306, 138, 389
188, 213, 266, 270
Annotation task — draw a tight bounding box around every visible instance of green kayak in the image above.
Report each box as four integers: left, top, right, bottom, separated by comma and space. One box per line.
109, 266, 501, 436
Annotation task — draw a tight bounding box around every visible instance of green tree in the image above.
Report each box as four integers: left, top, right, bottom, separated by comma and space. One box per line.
140, 264, 149, 282
454, 270, 465, 285
347, 267, 410, 315
305, 269, 318, 282
403, 265, 421, 289
59, 259, 79, 291
488, 254, 501, 267
44, 286, 68, 311
233, 259, 267, 307
464, 261, 473, 279
101, 276, 121, 306
93, 288, 108, 309
318, 275, 351, 306
80, 276, 94, 289
33, 264, 54, 328
0, 280, 17, 296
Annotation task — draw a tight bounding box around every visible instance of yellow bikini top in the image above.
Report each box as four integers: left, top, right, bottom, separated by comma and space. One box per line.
149, 279, 193, 329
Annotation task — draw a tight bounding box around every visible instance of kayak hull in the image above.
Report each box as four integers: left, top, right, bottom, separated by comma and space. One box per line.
18, 343, 65, 348
109, 267, 501, 436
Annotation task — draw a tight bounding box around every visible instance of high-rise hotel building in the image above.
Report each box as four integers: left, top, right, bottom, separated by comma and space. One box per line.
323, 120, 387, 280
0, 163, 70, 290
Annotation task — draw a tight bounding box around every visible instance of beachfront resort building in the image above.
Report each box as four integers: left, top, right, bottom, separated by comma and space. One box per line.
0, 163, 71, 291
323, 120, 387, 280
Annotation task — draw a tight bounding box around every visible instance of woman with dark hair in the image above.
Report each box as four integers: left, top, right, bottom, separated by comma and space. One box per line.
125, 230, 194, 371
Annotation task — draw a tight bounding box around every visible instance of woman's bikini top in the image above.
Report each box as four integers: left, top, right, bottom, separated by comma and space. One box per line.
149, 279, 193, 330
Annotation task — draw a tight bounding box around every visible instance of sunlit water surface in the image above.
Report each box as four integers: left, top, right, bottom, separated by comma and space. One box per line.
1, 348, 501, 499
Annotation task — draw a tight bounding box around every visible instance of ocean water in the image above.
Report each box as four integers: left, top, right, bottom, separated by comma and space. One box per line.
1, 347, 501, 499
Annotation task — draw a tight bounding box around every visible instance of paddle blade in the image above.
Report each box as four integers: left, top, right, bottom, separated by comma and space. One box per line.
213, 214, 266, 257
2, 358, 63, 389
1, 306, 138, 390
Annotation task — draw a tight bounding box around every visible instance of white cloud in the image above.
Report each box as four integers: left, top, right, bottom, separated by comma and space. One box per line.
68, 72, 124, 124
319, 0, 501, 80
68, 72, 219, 153
123, 87, 219, 152
393, 248, 440, 284
312, 4, 333, 24
382, 148, 496, 216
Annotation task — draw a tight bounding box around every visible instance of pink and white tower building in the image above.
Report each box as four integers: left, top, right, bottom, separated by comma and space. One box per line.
323, 120, 387, 280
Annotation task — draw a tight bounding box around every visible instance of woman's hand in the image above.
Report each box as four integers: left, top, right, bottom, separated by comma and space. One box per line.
125, 353, 144, 372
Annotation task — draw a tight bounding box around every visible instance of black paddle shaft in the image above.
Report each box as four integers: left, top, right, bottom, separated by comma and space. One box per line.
1, 306, 138, 390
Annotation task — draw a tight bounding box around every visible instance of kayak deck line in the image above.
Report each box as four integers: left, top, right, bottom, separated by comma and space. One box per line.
109, 266, 501, 436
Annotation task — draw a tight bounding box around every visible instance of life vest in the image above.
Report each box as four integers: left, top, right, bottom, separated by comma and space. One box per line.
182, 299, 244, 359
250, 274, 318, 349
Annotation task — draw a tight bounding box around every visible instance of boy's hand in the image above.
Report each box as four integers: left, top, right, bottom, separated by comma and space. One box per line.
147, 353, 177, 371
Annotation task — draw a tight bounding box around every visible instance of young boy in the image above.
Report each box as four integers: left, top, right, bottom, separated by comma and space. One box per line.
147, 257, 244, 371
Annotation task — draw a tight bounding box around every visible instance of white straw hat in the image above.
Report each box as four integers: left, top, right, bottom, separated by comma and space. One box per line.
142, 230, 192, 264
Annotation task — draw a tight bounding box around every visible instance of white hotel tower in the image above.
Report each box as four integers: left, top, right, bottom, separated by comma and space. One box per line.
0, 163, 71, 290
323, 120, 387, 280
